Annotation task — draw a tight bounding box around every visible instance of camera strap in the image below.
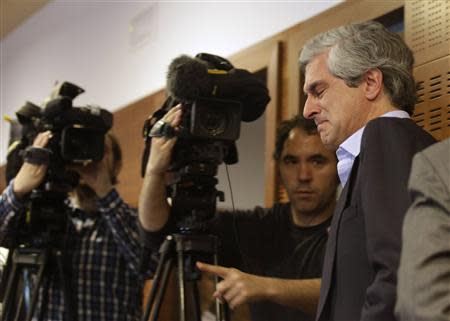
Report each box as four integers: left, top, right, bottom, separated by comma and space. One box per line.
21, 146, 52, 165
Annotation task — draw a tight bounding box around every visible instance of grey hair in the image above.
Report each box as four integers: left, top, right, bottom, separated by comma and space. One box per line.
299, 21, 416, 114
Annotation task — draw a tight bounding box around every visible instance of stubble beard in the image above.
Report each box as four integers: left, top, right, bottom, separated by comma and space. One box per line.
72, 184, 98, 213
292, 192, 335, 226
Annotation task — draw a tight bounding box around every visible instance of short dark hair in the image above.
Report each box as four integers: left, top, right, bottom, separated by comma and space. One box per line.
273, 115, 318, 161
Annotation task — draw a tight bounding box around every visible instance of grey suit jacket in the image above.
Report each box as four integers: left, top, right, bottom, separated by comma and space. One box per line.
396, 138, 450, 321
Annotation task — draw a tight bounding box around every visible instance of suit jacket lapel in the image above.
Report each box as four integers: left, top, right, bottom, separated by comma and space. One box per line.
316, 156, 360, 320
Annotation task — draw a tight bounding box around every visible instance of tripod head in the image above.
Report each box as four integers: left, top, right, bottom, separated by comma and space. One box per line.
168, 140, 227, 234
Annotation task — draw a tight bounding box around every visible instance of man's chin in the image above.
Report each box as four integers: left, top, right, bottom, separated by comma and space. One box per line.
321, 135, 339, 151
75, 184, 97, 199
293, 201, 318, 214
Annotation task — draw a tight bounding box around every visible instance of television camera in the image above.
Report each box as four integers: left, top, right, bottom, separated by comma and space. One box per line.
142, 53, 270, 233
5, 81, 113, 243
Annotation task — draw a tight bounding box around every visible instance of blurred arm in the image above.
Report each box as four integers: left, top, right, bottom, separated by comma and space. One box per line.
138, 105, 182, 232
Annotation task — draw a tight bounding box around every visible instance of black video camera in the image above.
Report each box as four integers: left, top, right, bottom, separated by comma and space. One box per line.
141, 53, 270, 232
7, 82, 113, 184
142, 53, 270, 170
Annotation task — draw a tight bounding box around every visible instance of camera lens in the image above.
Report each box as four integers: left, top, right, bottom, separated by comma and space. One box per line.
200, 111, 227, 136
190, 98, 241, 141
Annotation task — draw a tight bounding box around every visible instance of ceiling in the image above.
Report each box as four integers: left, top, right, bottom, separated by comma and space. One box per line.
1, 0, 52, 40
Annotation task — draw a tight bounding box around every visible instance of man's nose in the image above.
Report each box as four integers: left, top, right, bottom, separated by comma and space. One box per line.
297, 163, 312, 182
303, 96, 319, 119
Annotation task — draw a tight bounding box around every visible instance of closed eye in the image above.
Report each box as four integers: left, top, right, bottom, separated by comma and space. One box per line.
282, 155, 298, 165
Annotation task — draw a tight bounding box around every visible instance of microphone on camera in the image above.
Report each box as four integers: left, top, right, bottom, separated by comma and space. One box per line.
166, 54, 270, 122
166, 55, 213, 102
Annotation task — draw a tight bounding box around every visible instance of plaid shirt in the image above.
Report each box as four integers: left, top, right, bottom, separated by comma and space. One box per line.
0, 181, 149, 321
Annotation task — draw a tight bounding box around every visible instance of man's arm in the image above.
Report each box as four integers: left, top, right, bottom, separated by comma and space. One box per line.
138, 105, 182, 232
396, 139, 450, 321
0, 131, 51, 246
197, 262, 321, 315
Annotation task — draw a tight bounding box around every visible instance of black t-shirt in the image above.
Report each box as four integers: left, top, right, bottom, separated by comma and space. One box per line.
211, 203, 330, 321
141, 203, 330, 321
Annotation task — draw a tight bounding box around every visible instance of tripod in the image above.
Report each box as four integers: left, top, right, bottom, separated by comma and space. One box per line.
142, 233, 230, 321
0, 246, 75, 321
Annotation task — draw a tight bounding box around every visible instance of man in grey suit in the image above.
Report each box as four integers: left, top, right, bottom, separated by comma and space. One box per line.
396, 137, 450, 321
299, 21, 436, 321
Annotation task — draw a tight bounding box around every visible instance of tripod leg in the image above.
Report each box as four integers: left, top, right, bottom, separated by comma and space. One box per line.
1, 262, 19, 321
142, 258, 165, 321
142, 235, 174, 321
26, 251, 47, 321
213, 251, 230, 321
13, 294, 25, 321
150, 258, 174, 321
191, 281, 202, 321
177, 243, 186, 321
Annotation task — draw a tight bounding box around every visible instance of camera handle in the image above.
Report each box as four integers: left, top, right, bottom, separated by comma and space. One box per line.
142, 234, 230, 321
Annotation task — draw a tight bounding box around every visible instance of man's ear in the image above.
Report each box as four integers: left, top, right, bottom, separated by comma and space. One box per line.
113, 160, 123, 178
363, 68, 383, 101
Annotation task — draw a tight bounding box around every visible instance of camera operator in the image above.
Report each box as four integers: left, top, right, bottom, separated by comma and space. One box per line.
139, 106, 340, 321
0, 130, 150, 320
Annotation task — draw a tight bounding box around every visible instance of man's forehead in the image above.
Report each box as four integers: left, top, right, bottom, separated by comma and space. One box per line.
284, 129, 321, 149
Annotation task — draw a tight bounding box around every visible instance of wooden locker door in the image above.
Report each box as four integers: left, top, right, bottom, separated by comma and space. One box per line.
413, 56, 450, 140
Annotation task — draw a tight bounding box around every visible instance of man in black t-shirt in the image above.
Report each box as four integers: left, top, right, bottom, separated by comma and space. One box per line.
139, 113, 339, 321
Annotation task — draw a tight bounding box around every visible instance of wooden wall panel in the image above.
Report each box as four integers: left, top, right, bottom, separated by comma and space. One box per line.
413, 55, 450, 140
405, 0, 450, 66
230, 41, 284, 207
0, 165, 5, 193
263, 42, 282, 206
112, 90, 166, 207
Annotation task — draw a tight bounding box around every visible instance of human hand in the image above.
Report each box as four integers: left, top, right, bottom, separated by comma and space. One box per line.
13, 131, 52, 199
145, 104, 183, 176
196, 261, 271, 309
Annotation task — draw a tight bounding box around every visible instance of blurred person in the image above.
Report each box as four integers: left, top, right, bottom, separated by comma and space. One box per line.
139, 113, 340, 321
396, 137, 449, 321
0, 131, 149, 320
299, 21, 436, 321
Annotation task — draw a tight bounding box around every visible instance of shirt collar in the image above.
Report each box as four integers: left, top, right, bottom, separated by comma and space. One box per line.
337, 127, 364, 161
380, 110, 410, 119
336, 109, 410, 185
338, 110, 410, 158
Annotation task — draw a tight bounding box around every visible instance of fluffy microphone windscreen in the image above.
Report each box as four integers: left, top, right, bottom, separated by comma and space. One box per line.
166, 55, 213, 102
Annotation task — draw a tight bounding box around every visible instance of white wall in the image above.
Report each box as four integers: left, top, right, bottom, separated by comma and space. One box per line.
0, 0, 341, 164
0, 0, 343, 211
